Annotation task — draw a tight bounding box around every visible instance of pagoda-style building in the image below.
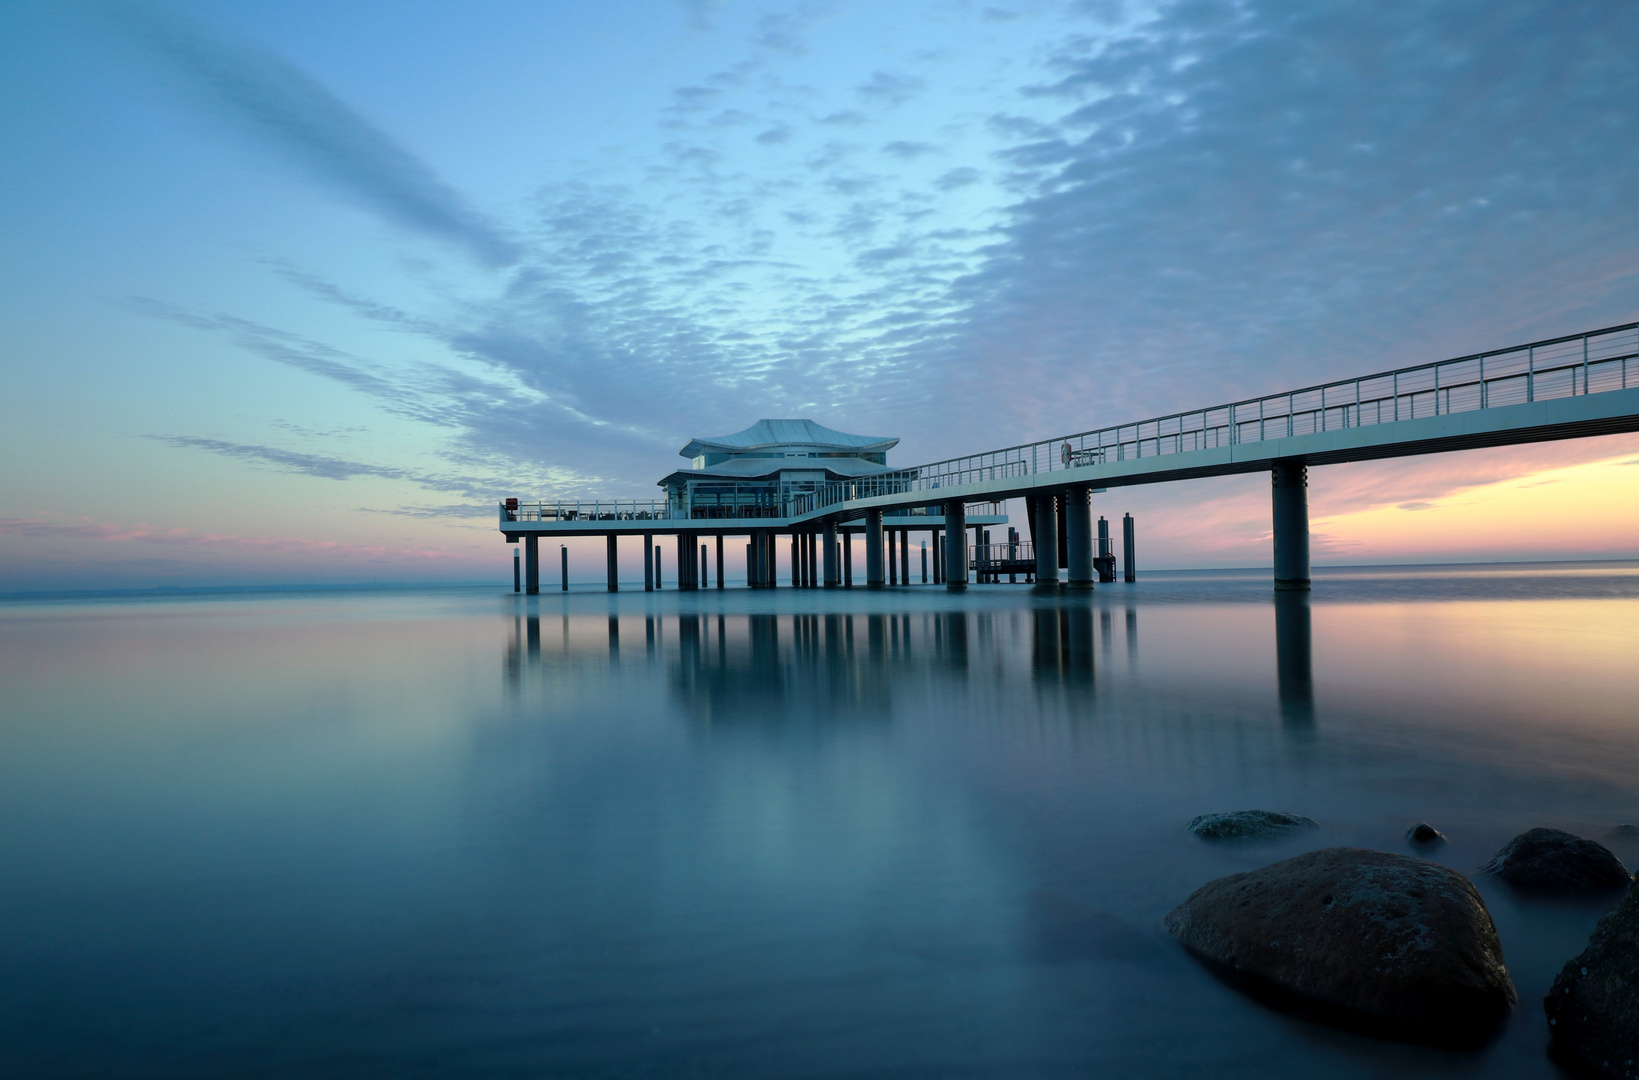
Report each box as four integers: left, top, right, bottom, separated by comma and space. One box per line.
656, 419, 903, 519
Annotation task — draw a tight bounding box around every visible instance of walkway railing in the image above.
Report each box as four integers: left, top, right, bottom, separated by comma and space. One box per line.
811, 321, 1639, 504
505, 499, 676, 522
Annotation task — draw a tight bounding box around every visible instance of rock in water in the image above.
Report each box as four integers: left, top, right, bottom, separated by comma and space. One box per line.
1187, 810, 1318, 841
1483, 829, 1632, 895
1546, 882, 1639, 1078
1165, 847, 1516, 1047
1408, 822, 1447, 845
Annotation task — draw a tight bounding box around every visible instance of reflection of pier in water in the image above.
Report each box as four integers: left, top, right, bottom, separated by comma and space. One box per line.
505, 594, 1315, 725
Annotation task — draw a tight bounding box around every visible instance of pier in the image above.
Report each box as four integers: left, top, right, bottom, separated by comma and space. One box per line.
503, 322, 1639, 592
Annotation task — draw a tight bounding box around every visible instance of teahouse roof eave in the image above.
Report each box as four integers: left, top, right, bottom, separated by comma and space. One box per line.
679, 419, 899, 459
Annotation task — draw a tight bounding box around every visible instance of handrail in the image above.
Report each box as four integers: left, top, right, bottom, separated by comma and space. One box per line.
810, 321, 1638, 503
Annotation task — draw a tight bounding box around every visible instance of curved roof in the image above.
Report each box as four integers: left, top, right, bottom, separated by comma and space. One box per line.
680, 419, 898, 458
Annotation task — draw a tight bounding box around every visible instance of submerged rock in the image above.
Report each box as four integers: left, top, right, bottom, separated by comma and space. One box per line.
1165, 847, 1516, 1048
1483, 829, 1632, 895
1408, 822, 1448, 846
1545, 882, 1639, 1078
1186, 810, 1319, 841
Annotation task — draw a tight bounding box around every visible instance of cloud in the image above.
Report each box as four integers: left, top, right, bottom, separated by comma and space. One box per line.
103, 3, 519, 267
857, 71, 925, 107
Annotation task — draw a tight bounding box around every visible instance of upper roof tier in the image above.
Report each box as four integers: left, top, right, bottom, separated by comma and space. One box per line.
679, 419, 898, 459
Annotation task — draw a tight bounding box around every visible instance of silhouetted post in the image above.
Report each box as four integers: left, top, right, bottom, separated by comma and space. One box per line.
745, 542, 753, 587
1065, 485, 1094, 589
524, 535, 540, 594
844, 531, 854, 586
824, 521, 839, 587
606, 534, 619, 592
513, 547, 521, 593
654, 544, 662, 588
866, 510, 885, 588
716, 534, 724, 589
675, 533, 691, 590
1122, 513, 1136, 583
1097, 516, 1114, 582
900, 528, 910, 585
1034, 496, 1059, 589
561, 545, 568, 591
643, 531, 654, 591
701, 542, 708, 589
1272, 458, 1311, 592
921, 540, 928, 583
943, 499, 967, 590
886, 528, 897, 585
932, 527, 942, 583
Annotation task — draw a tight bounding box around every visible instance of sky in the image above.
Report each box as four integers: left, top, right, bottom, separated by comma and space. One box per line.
1, 0, 1636, 591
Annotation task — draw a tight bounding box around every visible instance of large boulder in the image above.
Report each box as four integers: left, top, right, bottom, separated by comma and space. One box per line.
1483, 829, 1632, 895
1545, 882, 1639, 1078
1187, 809, 1318, 841
1164, 847, 1516, 1047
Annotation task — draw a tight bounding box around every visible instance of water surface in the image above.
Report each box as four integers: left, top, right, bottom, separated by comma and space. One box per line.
4, 564, 1639, 1078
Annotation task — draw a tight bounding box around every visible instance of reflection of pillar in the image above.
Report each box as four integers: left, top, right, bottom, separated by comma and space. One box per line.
525, 535, 539, 594
1067, 602, 1094, 680
1065, 486, 1094, 589
1275, 592, 1315, 726
866, 510, 885, 588
606, 534, 619, 592
1032, 606, 1061, 678
1125, 603, 1138, 662
608, 615, 619, 657
643, 531, 654, 591
527, 614, 540, 661
943, 611, 969, 669
943, 500, 967, 590
868, 614, 886, 663
823, 521, 839, 587
1272, 459, 1311, 592
1034, 496, 1059, 588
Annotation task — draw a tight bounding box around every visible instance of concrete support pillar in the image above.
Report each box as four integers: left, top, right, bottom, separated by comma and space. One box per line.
524, 535, 539, 594
1272, 459, 1311, 591
513, 547, 521, 593
866, 510, 885, 588
716, 535, 725, 590
932, 528, 943, 583
653, 544, 662, 588
1122, 514, 1137, 583
1034, 496, 1059, 589
605, 534, 619, 592
899, 529, 910, 585
843, 531, 853, 587
886, 528, 897, 585
562, 545, 569, 591
823, 522, 839, 587
1065, 485, 1094, 589
921, 539, 928, 583
643, 532, 654, 591
676, 532, 695, 590
943, 500, 967, 590
700, 542, 708, 589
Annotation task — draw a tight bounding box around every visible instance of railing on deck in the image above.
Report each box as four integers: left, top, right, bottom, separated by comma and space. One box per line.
812, 322, 1639, 505
504, 499, 675, 523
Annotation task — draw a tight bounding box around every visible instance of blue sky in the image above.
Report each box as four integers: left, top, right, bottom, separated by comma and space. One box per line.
2, 0, 1637, 590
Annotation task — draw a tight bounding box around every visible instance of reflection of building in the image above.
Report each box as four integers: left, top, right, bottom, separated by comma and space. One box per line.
659, 420, 904, 520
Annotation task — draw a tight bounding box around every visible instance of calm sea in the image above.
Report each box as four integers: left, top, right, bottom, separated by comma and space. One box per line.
4, 563, 1639, 1078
